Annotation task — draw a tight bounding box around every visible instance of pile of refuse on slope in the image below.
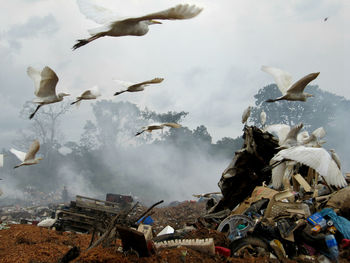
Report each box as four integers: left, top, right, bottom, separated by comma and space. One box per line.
1, 125, 350, 263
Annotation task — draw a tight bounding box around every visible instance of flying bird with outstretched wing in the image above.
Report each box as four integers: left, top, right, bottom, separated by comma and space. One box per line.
261, 66, 319, 103
113, 77, 164, 96
71, 86, 101, 106
10, 140, 43, 169
135, 123, 181, 136
73, 0, 203, 49
27, 66, 70, 119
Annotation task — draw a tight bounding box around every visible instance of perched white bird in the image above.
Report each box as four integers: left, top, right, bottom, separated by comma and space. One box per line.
241, 106, 252, 124
10, 140, 42, 169
271, 161, 296, 189
113, 77, 164, 96
37, 210, 61, 228
260, 110, 267, 126
329, 149, 341, 170
261, 66, 319, 103
27, 66, 70, 119
73, 0, 203, 49
135, 122, 181, 136
71, 86, 101, 105
271, 145, 347, 188
278, 123, 304, 149
301, 127, 326, 147
265, 124, 291, 144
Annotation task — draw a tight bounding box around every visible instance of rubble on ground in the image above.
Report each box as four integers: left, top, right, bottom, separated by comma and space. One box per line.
1, 125, 350, 262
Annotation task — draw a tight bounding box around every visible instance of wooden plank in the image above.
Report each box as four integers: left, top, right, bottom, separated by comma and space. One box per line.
75, 200, 121, 214
293, 174, 312, 192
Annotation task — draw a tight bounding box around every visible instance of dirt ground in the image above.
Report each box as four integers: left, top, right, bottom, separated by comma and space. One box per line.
0, 224, 240, 263
1, 201, 349, 262
0, 201, 273, 263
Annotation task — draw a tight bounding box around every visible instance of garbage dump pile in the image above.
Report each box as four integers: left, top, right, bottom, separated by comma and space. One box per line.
1, 125, 350, 262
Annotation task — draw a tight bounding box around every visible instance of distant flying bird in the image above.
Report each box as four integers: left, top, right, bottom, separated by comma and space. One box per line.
271, 145, 347, 188
71, 86, 101, 105
73, 0, 203, 49
113, 78, 164, 96
135, 123, 181, 136
27, 66, 70, 119
324, 17, 328, 22
260, 110, 266, 126
261, 66, 319, 103
329, 149, 341, 170
241, 106, 252, 124
10, 140, 42, 169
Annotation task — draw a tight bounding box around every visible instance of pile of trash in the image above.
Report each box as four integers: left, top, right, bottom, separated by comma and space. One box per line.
0, 125, 350, 262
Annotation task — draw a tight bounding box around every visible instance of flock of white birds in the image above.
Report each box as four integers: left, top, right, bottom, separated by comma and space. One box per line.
240, 63, 347, 189
0, 0, 347, 202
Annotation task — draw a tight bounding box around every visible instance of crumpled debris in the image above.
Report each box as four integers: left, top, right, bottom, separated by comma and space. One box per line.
0, 222, 10, 230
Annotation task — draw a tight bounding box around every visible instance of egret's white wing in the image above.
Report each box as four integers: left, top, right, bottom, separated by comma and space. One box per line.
297, 131, 309, 143
261, 66, 293, 95
113, 79, 136, 88
272, 146, 347, 188
76, 0, 119, 24
90, 86, 101, 97
282, 123, 303, 144
312, 127, 326, 139
24, 140, 40, 161
162, 123, 182, 128
80, 90, 93, 97
271, 162, 286, 189
0, 154, 3, 168
133, 78, 164, 86
35, 66, 59, 98
10, 148, 26, 162
286, 72, 319, 94
125, 4, 203, 23
265, 124, 290, 145
27, 67, 42, 94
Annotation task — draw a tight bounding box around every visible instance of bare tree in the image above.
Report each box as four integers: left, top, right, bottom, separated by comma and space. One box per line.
16, 101, 70, 167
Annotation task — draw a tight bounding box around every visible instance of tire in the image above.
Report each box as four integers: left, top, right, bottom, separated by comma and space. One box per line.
230, 237, 270, 257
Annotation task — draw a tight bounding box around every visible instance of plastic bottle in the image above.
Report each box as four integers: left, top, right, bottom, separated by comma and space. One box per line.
325, 234, 339, 261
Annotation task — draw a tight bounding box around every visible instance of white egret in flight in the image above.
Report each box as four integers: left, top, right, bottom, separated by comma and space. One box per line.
27, 66, 70, 119
73, 0, 203, 49
261, 66, 319, 103
135, 123, 181, 136
71, 86, 101, 105
271, 145, 347, 188
113, 78, 164, 96
10, 140, 43, 169
241, 106, 252, 124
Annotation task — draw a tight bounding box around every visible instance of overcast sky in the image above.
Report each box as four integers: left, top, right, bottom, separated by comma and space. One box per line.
0, 0, 349, 149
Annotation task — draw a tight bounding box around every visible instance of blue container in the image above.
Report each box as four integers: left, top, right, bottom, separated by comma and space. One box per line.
325, 234, 339, 260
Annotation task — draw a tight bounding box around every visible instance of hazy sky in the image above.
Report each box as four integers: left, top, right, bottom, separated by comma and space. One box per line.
0, 0, 349, 148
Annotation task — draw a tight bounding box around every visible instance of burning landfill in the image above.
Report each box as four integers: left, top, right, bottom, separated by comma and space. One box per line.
0, 125, 350, 263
